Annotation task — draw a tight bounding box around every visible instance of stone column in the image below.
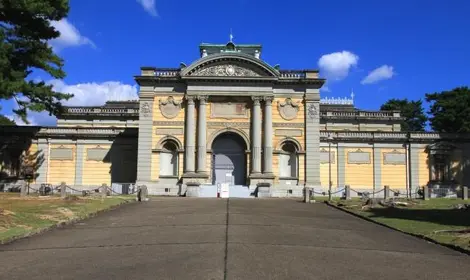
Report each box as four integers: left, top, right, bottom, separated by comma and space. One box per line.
197, 95, 208, 174
263, 96, 274, 175
251, 96, 262, 174
185, 96, 196, 174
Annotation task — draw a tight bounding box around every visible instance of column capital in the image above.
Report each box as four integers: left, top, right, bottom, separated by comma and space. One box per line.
197, 95, 208, 104
186, 95, 196, 105
263, 96, 274, 104
252, 96, 262, 106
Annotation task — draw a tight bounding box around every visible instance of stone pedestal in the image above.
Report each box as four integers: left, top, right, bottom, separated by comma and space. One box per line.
384, 185, 390, 200
186, 182, 201, 197
345, 185, 351, 200
462, 186, 468, 200
256, 182, 271, 198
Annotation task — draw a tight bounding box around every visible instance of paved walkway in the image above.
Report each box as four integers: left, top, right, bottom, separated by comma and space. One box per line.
0, 198, 469, 280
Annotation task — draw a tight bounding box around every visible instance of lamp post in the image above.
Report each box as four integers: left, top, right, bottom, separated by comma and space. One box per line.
327, 133, 334, 201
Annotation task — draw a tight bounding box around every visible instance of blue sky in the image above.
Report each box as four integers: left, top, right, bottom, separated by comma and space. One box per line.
3, 0, 470, 125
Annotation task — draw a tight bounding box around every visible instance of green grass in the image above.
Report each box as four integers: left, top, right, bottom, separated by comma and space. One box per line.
330, 198, 470, 251
0, 193, 135, 243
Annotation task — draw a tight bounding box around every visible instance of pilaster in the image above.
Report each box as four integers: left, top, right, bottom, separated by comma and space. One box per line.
263, 96, 274, 175
197, 95, 208, 174
137, 98, 154, 182
74, 140, 84, 186
410, 143, 420, 190
251, 96, 262, 175
36, 139, 49, 184
373, 145, 381, 190
305, 97, 321, 187
184, 96, 196, 174
337, 146, 345, 188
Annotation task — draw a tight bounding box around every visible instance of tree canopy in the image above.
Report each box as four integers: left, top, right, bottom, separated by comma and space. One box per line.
0, 115, 14, 125
0, 0, 72, 123
380, 98, 427, 131
425, 87, 470, 133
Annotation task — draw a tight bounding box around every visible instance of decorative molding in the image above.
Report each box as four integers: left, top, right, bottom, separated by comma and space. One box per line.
347, 149, 371, 164
307, 102, 318, 120
155, 128, 184, 135
186, 95, 195, 105
320, 148, 336, 164
210, 102, 248, 119
263, 96, 274, 103
50, 146, 73, 161
275, 129, 303, 137
207, 122, 250, 128
273, 122, 304, 128
383, 149, 406, 165
153, 121, 185, 126
278, 98, 300, 120
252, 96, 261, 106
197, 95, 208, 104
191, 64, 261, 77
159, 96, 182, 119
141, 101, 151, 118
86, 147, 109, 161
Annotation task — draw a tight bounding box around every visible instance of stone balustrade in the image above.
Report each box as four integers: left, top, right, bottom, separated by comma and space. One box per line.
155, 68, 180, 77
279, 70, 306, 78
65, 107, 139, 115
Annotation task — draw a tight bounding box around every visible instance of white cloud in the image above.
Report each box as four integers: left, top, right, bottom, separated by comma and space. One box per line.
320, 85, 331, 93
318, 51, 359, 81
5, 113, 38, 126
137, 0, 158, 17
49, 80, 138, 106
361, 65, 395, 85
50, 19, 95, 49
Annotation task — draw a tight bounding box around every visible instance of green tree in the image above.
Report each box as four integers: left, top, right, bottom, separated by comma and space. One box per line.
426, 87, 470, 133
380, 98, 427, 131
0, 115, 15, 125
0, 0, 72, 123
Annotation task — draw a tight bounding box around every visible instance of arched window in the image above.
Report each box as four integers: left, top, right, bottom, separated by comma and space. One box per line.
279, 141, 298, 178
160, 140, 178, 176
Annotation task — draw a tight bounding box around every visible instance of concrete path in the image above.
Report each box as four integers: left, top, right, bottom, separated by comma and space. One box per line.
0, 198, 469, 280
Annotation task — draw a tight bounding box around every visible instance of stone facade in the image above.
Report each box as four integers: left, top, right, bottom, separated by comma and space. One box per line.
1, 41, 470, 198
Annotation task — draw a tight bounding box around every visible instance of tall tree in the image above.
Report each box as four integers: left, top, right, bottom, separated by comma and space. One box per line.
0, 0, 72, 123
380, 98, 427, 131
426, 87, 470, 133
0, 115, 14, 125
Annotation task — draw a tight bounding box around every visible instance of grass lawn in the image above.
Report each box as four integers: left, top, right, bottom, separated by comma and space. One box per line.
328, 198, 470, 252
0, 193, 135, 243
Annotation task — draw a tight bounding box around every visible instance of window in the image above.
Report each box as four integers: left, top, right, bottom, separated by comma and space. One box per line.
279, 142, 298, 178
160, 141, 178, 176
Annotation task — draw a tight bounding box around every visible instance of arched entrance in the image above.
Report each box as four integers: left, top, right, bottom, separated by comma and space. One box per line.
211, 132, 247, 186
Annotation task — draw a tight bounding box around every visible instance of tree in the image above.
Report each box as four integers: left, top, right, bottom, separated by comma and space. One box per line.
380, 98, 427, 131
0, 115, 15, 125
0, 0, 72, 123
426, 87, 470, 133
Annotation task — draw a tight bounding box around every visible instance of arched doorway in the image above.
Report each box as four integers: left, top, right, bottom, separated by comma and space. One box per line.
211, 132, 247, 186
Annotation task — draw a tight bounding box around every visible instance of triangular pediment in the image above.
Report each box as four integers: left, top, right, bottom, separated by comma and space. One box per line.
181, 53, 279, 78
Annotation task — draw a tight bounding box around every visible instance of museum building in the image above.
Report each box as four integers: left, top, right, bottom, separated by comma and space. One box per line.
1, 40, 469, 197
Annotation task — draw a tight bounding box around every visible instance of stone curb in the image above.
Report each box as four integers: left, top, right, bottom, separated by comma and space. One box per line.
324, 201, 470, 257
0, 198, 136, 246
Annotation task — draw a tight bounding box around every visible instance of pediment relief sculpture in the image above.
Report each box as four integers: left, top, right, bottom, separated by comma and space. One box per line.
159, 96, 182, 119
191, 64, 261, 77
278, 98, 300, 120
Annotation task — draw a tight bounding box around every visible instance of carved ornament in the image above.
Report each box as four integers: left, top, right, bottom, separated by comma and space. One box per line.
192, 64, 261, 77
159, 96, 182, 119
307, 102, 318, 120
141, 102, 151, 118
278, 98, 300, 120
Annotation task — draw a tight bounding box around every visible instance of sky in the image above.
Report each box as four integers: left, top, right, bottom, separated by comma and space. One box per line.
3, 0, 470, 125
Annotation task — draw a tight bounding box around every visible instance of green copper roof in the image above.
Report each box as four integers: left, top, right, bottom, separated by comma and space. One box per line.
199, 42, 262, 57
